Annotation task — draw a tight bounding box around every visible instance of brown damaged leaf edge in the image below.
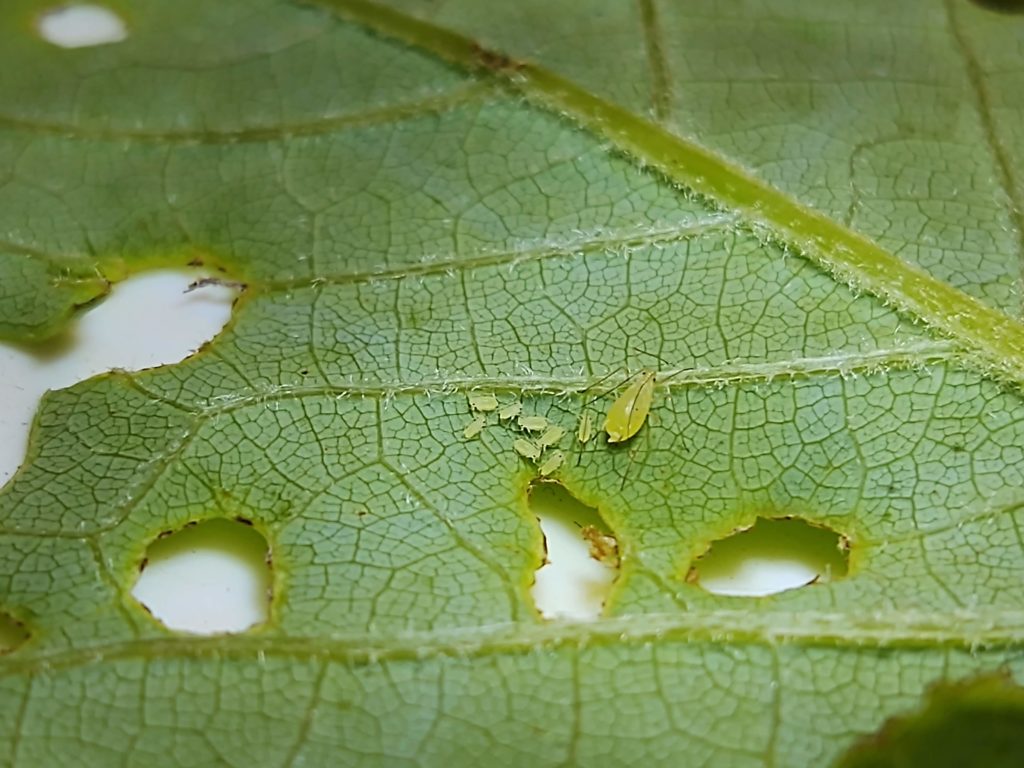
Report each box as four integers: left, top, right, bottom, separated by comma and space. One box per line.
304, 0, 1024, 389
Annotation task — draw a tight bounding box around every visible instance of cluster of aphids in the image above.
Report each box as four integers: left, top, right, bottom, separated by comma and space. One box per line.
460, 364, 668, 484
462, 392, 585, 477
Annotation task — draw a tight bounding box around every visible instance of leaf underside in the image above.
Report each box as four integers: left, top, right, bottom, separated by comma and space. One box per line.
1, 0, 1023, 765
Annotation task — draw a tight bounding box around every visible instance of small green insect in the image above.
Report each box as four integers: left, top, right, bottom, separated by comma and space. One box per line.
498, 401, 523, 421
469, 392, 499, 412
574, 411, 594, 466
577, 411, 594, 446
462, 415, 487, 440
513, 438, 541, 461
518, 414, 548, 432
585, 352, 686, 486
537, 425, 566, 449
603, 370, 657, 444
539, 450, 565, 476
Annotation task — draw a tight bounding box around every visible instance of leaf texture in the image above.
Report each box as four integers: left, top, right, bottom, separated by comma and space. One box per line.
1, 0, 1023, 765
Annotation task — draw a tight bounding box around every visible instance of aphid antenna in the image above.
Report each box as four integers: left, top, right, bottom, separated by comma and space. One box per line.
630, 344, 674, 368
581, 367, 642, 407
630, 345, 690, 387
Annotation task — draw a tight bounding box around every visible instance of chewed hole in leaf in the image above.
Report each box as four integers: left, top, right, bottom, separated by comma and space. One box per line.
835, 672, 1024, 768
37, 4, 128, 48
131, 518, 272, 635
689, 516, 849, 597
969, 0, 1024, 14
529, 482, 618, 620
0, 612, 29, 654
0, 269, 238, 486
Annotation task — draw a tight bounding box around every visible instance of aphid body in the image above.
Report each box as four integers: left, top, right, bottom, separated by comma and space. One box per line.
462, 415, 487, 440
469, 393, 499, 412
603, 370, 656, 443
577, 411, 594, 446
518, 414, 548, 432
539, 450, 565, 476
513, 438, 541, 461
498, 402, 523, 421
537, 426, 566, 449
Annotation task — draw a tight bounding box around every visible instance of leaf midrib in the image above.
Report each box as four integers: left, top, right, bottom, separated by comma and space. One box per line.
5, 608, 1024, 678
0, 340, 954, 542
305, 0, 1024, 388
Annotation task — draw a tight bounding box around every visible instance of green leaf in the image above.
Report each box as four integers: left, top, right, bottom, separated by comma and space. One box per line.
1, 0, 1023, 765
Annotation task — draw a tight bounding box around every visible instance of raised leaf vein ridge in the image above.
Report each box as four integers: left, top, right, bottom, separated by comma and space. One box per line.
306, 0, 1024, 386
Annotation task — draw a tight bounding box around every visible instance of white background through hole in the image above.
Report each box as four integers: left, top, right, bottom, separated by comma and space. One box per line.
37, 4, 127, 48
530, 483, 617, 620
0, 269, 237, 486
695, 517, 849, 597
0, 275, 845, 626
0, 270, 247, 633
132, 519, 272, 634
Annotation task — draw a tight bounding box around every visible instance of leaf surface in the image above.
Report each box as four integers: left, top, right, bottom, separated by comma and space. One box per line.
1, 0, 1023, 765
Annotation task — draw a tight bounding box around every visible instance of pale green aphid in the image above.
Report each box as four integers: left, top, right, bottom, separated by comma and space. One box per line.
518, 414, 548, 432
513, 438, 541, 461
462, 415, 487, 440
603, 370, 657, 443
577, 411, 594, 446
469, 393, 499, 412
539, 450, 565, 476
497, 401, 523, 421
537, 425, 566, 449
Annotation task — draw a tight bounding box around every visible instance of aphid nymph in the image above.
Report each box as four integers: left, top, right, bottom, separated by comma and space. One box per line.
518, 414, 548, 432
513, 438, 541, 461
539, 450, 565, 476
462, 414, 487, 440
469, 393, 499, 413
498, 401, 523, 421
537, 425, 566, 449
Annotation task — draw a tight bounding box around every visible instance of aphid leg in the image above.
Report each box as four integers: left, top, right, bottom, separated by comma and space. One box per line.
618, 413, 654, 489
619, 446, 636, 490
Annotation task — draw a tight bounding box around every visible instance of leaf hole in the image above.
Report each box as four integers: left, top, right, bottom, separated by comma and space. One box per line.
0, 269, 238, 486
0, 612, 30, 654
528, 482, 618, 620
37, 4, 128, 48
836, 672, 1024, 768
968, 0, 1024, 14
131, 518, 273, 635
688, 516, 849, 597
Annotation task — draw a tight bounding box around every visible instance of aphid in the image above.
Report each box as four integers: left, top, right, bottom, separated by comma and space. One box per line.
580, 525, 619, 567
513, 438, 541, 461
469, 393, 499, 412
603, 370, 657, 444
536, 425, 566, 449
575, 410, 594, 466
497, 401, 522, 421
462, 415, 487, 440
539, 450, 565, 476
577, 411, 594, 446
518, 414, 548, 432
